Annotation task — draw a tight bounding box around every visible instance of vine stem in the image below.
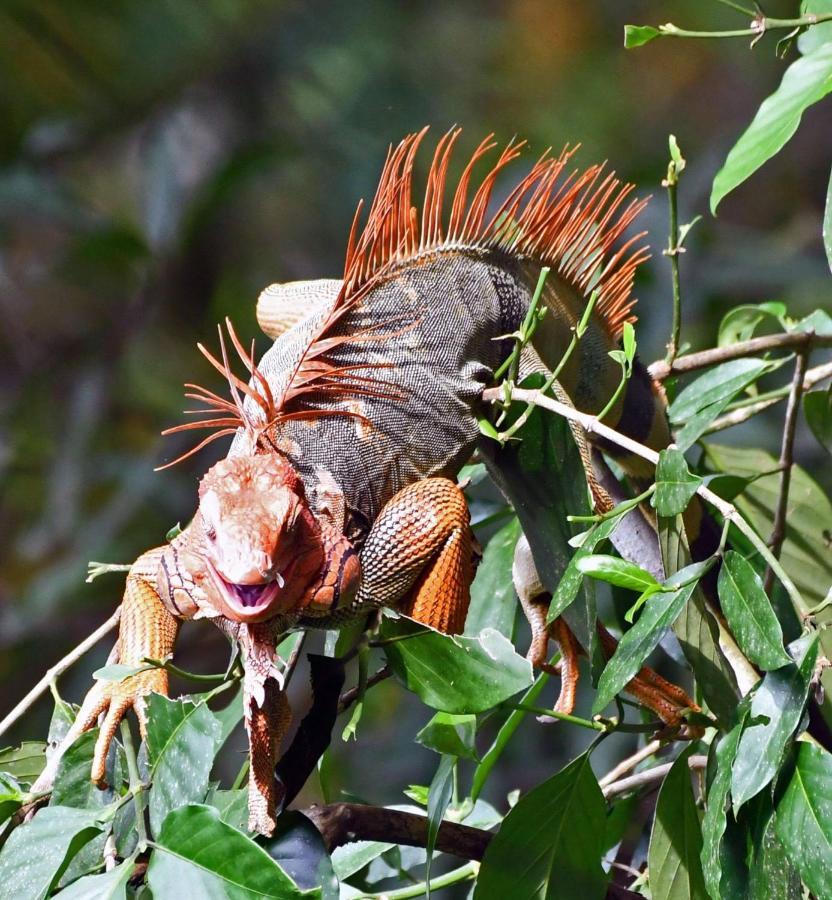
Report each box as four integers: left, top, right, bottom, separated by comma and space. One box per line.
120, 719, 148, 852
653, 13, 832, 41
482, 385, 807, 617
0, 608, 121, 739
764, 350, 809, 594
365, 862, 479, 899
663, 151, 683, 366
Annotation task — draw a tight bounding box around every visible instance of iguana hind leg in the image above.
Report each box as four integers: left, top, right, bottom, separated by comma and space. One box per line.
355, 477, 474, 634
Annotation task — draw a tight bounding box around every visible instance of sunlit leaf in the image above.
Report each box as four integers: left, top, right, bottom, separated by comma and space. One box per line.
146, 804, 311, 898
624, 24, 660, 48
416, 712, 478, 760
775, 741, 832, 900
718, 551, 791, 671
731, 633, 819, 811
653, 448, 702, 516
711, 43, 832, 212
0, 742, 46, 784
381, 618, 533, 714
576, 554, 660, 593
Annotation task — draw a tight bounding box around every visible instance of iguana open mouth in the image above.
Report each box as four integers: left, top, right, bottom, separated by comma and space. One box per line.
206, 559, 284, 619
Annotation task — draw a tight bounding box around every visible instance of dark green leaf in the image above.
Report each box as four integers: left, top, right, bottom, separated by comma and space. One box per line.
576, 554, 660, 593
0, 806, 103, 900
804, 388, 832, 454
50, 730, 121, 809
260, 811, 339, 898
147, 804, 312, 898
55, 857, 134, 899
701, 716, 747, 899
145, 693, 223, 836
466, 517, 521, 638
426, 755, 455, 894
648, 748, 707, 900
381, 618, 533, 714
416, 713, 478, 760
0, 742, 46, 784
748, 808, 801, 900
547, 516, 618, 624
475, 752, 607, 900
731, 633, 819, 811
775, 741, 832, 900
653, 448, 703, 516
718, 552, 791, 671
703, 443, 832, 607
624, 24, 660, 48
711, 44, 832, 212
670, 359, 776, 449
593, 582, 697, 714
717, 302, 786, 347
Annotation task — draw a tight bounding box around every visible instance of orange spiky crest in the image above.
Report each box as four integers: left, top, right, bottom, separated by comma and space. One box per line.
160, 128, 649, 467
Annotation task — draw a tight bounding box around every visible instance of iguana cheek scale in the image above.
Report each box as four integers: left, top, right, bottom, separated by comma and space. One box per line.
39, 128, 702, 835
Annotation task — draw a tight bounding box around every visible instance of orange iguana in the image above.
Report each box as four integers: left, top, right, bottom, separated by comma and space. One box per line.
39, 129, 702, 835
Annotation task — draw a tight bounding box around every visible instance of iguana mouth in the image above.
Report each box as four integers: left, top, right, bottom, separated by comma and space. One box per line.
206, 560, 284, 619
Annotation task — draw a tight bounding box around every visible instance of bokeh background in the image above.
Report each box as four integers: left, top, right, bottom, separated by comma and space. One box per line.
2, 0, 830, 823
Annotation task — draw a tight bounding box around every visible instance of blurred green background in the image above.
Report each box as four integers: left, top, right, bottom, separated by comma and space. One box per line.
1, 0, 829, 817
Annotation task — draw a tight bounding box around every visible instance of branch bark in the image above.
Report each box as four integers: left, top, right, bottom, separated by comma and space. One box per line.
602, 754, 708, 800
649, 330, 830, 381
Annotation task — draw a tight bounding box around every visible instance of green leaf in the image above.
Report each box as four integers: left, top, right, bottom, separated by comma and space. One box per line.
718, 552, 791, 671
804, 388, 832, 454
381, 618, 533, 714
702, 443, 832, 607
260, 810, 339, 897
475, 752, 607, 900
0, 772, 24, 826
50, 730, 121, 809
825, 163, 832, 273
711, 43, 832, 212
147, 804, 313, 898
593, 582, 697, 714
624, 24, 660, 48
648, 748, 707, 900
790, 308, 832, 335
701, 715, 748, 900
748, 806, 802, 900
798, 0, 832, 55
426, 755, 455, 895
207, 788, 250, 832
55, 857, 134, 899
144, 693, 223, 836
331, 840, 395, 881
0, 806, 103, 900
548, 516, 618, 624
466, 517, 520, 638
775, 741, 832, 900
576, 554, 660, 593
0, 741, 46, 784
731, 633, 819, 811
93, 663, 151, 683
670, 359, 777, 449
717, 302, 786, 347
653, 448, 702, 516
416, 712, 478, 760
622, 321, 636, 366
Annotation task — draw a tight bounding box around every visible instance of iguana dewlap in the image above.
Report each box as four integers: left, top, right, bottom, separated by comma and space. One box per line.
44, 129, 700, 835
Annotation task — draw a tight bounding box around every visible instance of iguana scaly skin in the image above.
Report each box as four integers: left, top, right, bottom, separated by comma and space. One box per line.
46, 129, 702, 835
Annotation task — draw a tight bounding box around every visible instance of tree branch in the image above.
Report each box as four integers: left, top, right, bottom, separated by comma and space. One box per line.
764, 350, 809, 593
649, 330, 830, 381
338, 664, 391, 713
482, 386, 807, 617
301, 802, 492, 860
598, 739, 662, 788
602, 754, 707, 800
0, 608, 121, 739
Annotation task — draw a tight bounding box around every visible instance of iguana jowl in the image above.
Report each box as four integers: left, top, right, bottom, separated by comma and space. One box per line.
46, 129, 701, 835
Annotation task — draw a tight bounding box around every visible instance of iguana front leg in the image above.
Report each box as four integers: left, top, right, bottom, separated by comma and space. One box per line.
355, 477, 474, 633
34, 548, 180, 793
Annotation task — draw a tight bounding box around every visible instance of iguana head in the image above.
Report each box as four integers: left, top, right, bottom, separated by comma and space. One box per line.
194, 453, 323, 623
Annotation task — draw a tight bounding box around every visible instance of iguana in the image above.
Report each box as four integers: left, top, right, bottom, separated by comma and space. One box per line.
40, 128, 702, 835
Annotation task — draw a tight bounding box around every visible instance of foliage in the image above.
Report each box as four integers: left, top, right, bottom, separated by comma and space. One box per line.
1, 2, 831, 899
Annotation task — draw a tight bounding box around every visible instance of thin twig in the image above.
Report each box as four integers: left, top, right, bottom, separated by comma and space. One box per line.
338, 665, 391, 713
649, 330, 829, 381
663, 143, 683, 366
482, 386, 807, 617
602, 754, 708, 800
120, 719, 148, 852
649, 13, 832, 41
0, 608, 121, 738
599, 739, 663, 788
706, 360, 832, 433
764, 350, 810, 594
